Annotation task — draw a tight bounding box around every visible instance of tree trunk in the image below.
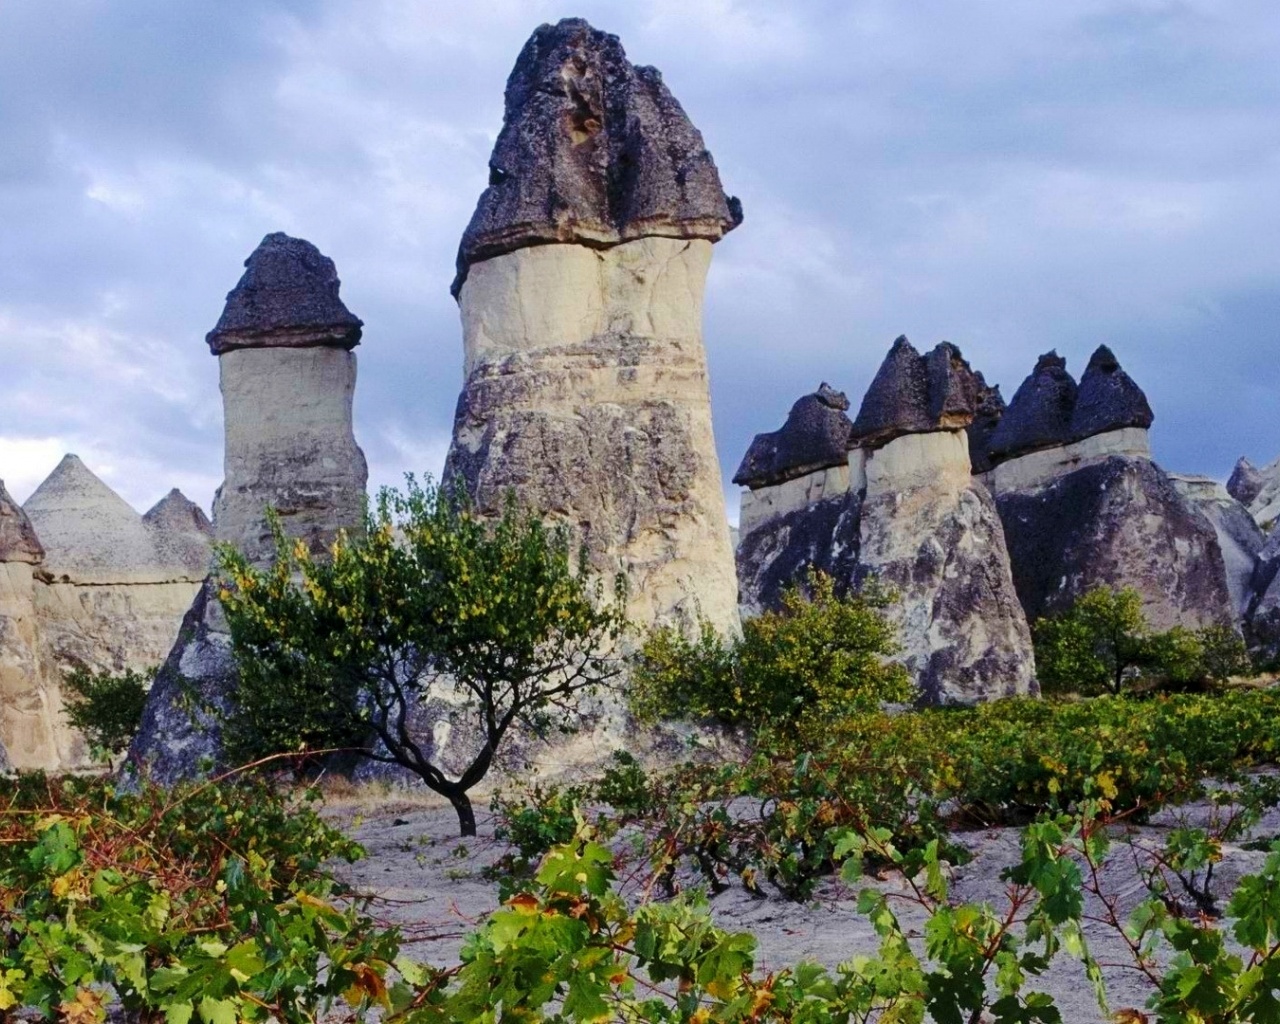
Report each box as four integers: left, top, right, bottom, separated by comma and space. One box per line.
450, 791, 477, 837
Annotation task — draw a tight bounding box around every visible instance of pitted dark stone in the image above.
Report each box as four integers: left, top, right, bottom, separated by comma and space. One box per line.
851, 337, 983, 450
967, 376, 1006, 474
1069, 345, 1154, 441
986, 351, 1078, 463
733, 383, 854, 488
452, 18, 741, 297
207, 233, 363, 354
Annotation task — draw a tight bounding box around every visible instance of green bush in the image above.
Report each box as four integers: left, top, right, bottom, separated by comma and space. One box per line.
1034, 586, 1253, 694
0, 775, 392, 1020
630, 571, 911, 733
60, 665, 151, 760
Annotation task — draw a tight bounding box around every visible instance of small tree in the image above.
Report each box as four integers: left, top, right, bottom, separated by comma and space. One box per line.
218, 478, 627, 836
631, 571, 910, 733
1033, 586, 1149, 695
62, 666, 151, 764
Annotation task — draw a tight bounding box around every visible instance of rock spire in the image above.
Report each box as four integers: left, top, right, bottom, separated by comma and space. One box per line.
131, 234, 369, 784
444, 18, 741, 637
851, 338, 983, 450
986, 352, 1078, 464
1069, 345, 1154, 441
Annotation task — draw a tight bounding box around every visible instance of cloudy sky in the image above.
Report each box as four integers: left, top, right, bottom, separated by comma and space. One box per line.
1, 0, 1277, 521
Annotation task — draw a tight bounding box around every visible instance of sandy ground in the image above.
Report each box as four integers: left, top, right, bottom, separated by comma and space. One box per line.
321, 783, 1280, 1024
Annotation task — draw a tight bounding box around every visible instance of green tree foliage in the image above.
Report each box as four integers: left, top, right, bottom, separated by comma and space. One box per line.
1034, 587, 1252, 694
630, 571, 911, 732
1034, 586, 1149, 695
60, 666, 150, 762
218, 477, 627, 836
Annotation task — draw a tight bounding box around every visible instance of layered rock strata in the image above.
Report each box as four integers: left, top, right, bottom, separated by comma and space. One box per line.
987, 348, 1233, 629
130, 233, 367, 784
444, 19, 741, 637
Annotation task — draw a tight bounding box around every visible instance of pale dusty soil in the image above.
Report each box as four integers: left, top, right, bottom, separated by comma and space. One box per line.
323, 784, 1280, 1024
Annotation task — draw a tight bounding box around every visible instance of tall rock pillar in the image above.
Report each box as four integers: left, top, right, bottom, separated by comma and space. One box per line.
444, 18, 742, 637
129, 233, 367, 783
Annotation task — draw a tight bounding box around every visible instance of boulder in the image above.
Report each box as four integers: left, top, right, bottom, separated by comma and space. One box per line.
851, 338, 982, 450
1227, 457, 1263, 507
130, 234, 368, 782
996, 456, 1233, 630
452, 18, 740, 296
1069, 345, 1154, 441
733, 383, 852, 488
855, 430, 1037, 702
986, 352, 1077, 464
445, 20, 740, 638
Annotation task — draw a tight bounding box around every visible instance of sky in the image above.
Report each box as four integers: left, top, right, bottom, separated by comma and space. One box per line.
1, 0, 1278, 523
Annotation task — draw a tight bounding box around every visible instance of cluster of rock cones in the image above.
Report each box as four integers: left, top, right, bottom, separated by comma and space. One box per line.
2, 17, 1275, 776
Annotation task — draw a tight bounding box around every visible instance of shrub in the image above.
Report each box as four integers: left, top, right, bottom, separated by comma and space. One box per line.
219, 476, 627, 836
0, 775, 393, 1020
630, 571, 910, 733
61, 665, 151, 761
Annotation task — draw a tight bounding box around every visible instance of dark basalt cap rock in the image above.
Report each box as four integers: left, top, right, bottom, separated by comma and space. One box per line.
452, 18, 742, 297
1228, 457, 1264, 506
986, 351, 1078, 463
0, 478, 44, 564
733, 383, 853, 488
207, 233, 363, 354
1069, 345, 1154, 442
851, 337, 983, 449
967, 376, 1006, 474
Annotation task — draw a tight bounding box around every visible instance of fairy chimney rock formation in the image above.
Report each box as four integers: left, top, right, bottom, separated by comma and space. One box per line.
734, 386, 861, 614
130, 233, 368, 784
445, 18, 741, 636
986, 347, 1232, 631
850, 340, 1036, 703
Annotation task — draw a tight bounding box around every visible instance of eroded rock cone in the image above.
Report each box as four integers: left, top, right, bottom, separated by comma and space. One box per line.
986, 352, 1077, 464
733, 383, 852, 488
130, 234, 368, 785
1069, 345, 1154, 441
453, 18, 741, 296
445, 18, 741, 637
144, 489, 214, 579
0, 478, 42, 564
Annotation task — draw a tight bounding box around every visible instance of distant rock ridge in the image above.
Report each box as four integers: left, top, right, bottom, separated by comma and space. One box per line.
452, 17, 741, 296
733, 383, 852, 488
207, 233, 363, 355
851, 337, 983, 450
